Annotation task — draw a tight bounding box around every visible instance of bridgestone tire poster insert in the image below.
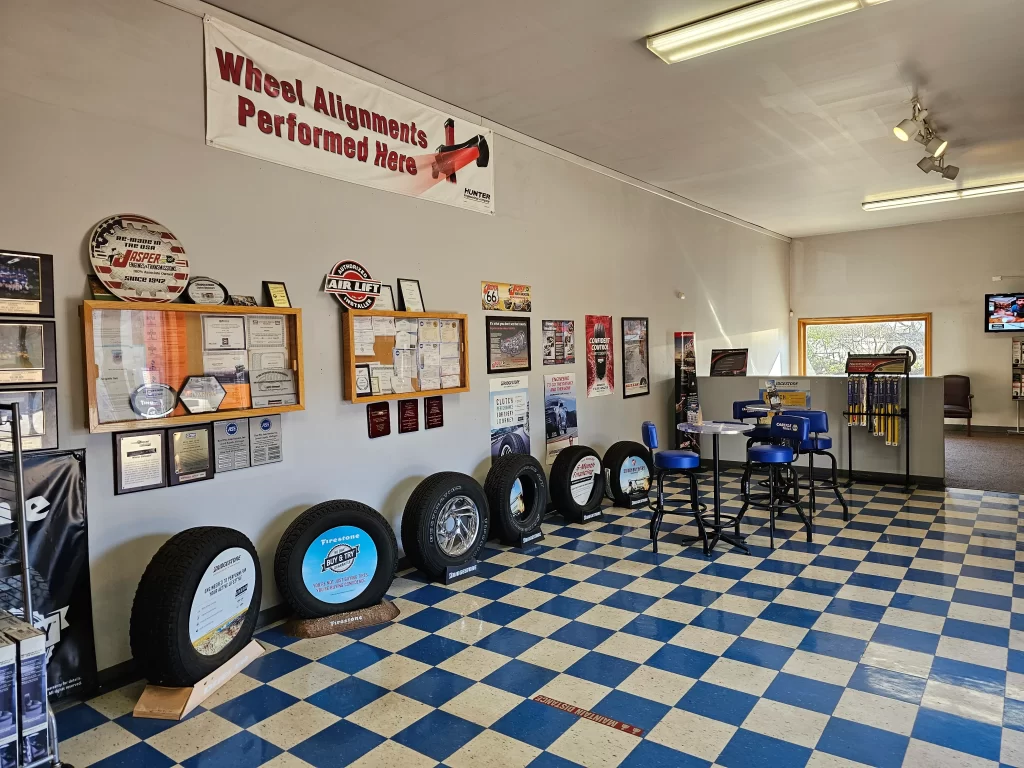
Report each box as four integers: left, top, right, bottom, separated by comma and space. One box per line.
490, 377, 530, 459
585, 315, 614, 398
675, 332, 700, 454
543, 373, 578, 464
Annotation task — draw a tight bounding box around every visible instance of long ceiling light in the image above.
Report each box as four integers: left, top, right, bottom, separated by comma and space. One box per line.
862, 180, 1024, 211
647, 0, 891, 64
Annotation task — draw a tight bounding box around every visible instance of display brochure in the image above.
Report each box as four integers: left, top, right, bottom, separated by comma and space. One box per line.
398, 400, 419, 433
542, 320, 575, 365
262, 281, 291, 308
169, 425, 214, 485
202, 315, 246, 350
249, 414, 282, 465
758, 379, 811, 409
490, 376, 529, 459
481, 282, 531, 312
0, 251, 53, 317
674, 332, 699, 453
397, 279, 424, 312
0, 322, 46, 384
88, 215, 189, 302
621, 317, 649, 398
710, 348, 749, 376
366, 402, 390, 438
213, 419, 251, 471
585, 315, 614, 398
544, 373, 578, 464
486, 316, 531, 373
0, 389, 57, 451
425, 395, 443, 429
114, 430, 167, 494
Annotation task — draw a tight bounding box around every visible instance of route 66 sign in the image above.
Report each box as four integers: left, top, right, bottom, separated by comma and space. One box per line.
482, 281, 531, 312
324, 261, 381, 310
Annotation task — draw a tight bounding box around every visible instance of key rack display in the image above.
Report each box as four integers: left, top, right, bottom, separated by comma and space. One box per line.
81, 301, 305, 434
843, 353, 911, 492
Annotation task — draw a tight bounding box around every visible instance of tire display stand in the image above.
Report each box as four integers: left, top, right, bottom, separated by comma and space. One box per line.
284, 600, 400, 639
0, 402, 70, 766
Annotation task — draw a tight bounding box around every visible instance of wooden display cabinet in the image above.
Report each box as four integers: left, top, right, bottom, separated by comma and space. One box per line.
341, 309, 469, 403
81, 301, 304, 433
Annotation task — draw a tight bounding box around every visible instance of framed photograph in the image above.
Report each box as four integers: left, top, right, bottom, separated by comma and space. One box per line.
0, 388, 58, 452
0, 321, 56, 384
486, 316, 531, 374
621, 317, 650, 398
167, 424, 215, 486
397, 278, 424, 312
375, 284, 396, 311
87, 275, 117, 301
113, 429, 167, 495
262, 281, 291, 308
230, 295, 258, 306
0, 251, 53, 318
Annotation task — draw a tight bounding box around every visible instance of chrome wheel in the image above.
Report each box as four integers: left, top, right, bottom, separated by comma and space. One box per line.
436, 495, 480, 558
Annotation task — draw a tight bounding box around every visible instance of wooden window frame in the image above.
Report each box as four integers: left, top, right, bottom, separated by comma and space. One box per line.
798, 313, 932, 376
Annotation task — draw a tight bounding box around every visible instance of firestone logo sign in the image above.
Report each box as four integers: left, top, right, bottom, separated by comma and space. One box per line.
324, 260, 381, 310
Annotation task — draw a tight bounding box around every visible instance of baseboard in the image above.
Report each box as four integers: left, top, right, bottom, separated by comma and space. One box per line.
944, 424, 1016, 434
709, 459, 944, 490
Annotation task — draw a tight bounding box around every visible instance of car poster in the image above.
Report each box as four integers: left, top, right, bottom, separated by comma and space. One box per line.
544, 373, 578, 464
490, 376, 529, 459
542, 320, 575, 365
622, 317, 650, 398
585, 315, 614, 397
482, 282, 531, 312
486, 316, 531, 373
675, 331, 699, 453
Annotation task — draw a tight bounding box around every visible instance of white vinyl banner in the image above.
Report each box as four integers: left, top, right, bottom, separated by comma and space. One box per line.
204, 17, 494, 214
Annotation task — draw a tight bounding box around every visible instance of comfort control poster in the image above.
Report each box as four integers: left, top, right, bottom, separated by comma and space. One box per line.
204, 17, 495, 214
585, 315, 614, 397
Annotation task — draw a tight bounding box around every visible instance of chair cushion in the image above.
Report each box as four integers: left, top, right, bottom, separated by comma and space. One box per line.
748, 444, 795, 464
800, 436, 832, 452
944, 406, 971, 419
747, 425, 772, 441
654, 450, 700, 470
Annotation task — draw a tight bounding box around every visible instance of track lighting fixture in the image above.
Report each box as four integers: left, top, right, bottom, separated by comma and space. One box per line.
893, 100, 927, 141
893, 97, 959, 177
925, 136, 948, 158
917, 156, 936, 174
917, 155, 958, 179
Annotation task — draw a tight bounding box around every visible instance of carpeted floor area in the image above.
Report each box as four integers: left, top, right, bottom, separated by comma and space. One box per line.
945, 431, 1024, 493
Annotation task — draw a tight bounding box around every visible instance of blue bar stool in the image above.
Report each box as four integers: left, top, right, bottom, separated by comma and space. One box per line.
737, 415, 812, 549
798, 410, 849, 522
641, 422, 707, 555
733, 400, 773, 453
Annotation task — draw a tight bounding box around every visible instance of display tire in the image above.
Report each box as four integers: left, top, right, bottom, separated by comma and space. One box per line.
275, 500, 397, 619
603, 441, 654, 509
402, 473, 489, 580
549, 445, 604, 522
130, 527, 261, 687
485, 454, 548, 544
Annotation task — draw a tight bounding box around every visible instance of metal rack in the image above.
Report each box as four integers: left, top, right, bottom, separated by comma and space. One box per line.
1010, 336, 1024, 436
0, 403, 69, 768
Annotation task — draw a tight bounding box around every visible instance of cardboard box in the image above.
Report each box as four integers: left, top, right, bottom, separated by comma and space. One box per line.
1, 623, 47, 766
0, 634, 17, 768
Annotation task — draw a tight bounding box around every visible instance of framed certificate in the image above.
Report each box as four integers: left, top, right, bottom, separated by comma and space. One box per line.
113, 430, 167, 495
0, 388, 58, 452
0, 321, 56, 384
0, 251, 54, 318
262, 281, 291, 308
376, 284, 396, 311
397, 278, 425, 312
167, 424, 215, 486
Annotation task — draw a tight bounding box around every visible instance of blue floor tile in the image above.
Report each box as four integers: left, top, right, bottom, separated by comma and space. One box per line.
787, 576, 843, 597
586, 570, 637, 589
952, 588, 1012, 611
399, 634, 469, 666
763, 672, 844, 715
56, 703, 109, 740
717, 728, 812, 768
400, 607, 464, 633
942, 618, 1010, 647
797, 630, 867, 662
759, 603, 821, 629
826, 598, 887, 623
212, 685, 298, 728
727, 580, 784, 601
690, 608, 754, 635
566, 652, 639, 687
483, 659, 559, 697
647, 645, 718, 679
466, 579, 521, 600
92, 743, 175, 768
847, 663, 927, 705
290, 720, 385, 768
593, 690, 671, 732
620, 614, 685, 643
114, 706, 204, 740
470, 601, 530, 626
182, 732, 281, 768
666, 585, 722, 606
242, 649, 308, 682
888, 592, 950, 617
320, 642, 390, 674
548, 621, 615, 649
402, 584, 457, 605
678, 681, 758, 726
602, 589, 659, 614
911, 706, 1002, 762
1005, 698, 1024, 732
723, 637, 793, 670
530, 575, 581, 595
305, 677, 389, 719
492, 699, 578, 750
929, 656, 1005, 696
619, 739, 710, 767
475, 626, 543, 657
536, 596, 594, 620
871, 623, 940, 654
392, 709, 483, 761
816, 717, 909, 768
396, 667, 475, 707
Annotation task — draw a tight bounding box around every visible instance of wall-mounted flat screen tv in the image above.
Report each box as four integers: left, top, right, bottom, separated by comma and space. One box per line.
986, 294, 1024, 332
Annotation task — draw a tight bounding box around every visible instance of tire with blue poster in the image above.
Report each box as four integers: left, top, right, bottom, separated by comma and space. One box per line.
402, 472, 490, 580
603, 441, 654, 509
274, 500, 398, 619
485, 454, 548, 544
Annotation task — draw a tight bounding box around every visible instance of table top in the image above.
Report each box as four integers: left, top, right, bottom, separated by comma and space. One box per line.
677, 421, 755, 435
745, 404, 809, 413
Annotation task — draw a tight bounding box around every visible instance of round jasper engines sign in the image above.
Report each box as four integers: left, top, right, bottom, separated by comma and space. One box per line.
89, 214, 190, 302
324, 261, 381, 310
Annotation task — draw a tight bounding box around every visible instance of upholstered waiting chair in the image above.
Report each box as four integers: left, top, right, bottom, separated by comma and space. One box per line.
943, 375, 973, 436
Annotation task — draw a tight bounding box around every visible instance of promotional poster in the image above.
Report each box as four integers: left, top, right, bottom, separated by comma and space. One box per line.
543, 373, 578, 464
490, 376, 530, 458
758, 379, 811, 409
585, 315, 614, 397
486, 317, 531, 373
674, 332, 699, 453
710, 348, 749, 376
204, 17, 495, 214
542, 320, 575, 365
621, 317, 650, 398
482, 282, 531, 312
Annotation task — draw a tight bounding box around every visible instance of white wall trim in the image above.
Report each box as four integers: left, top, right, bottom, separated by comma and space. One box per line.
153, 0, 791, 244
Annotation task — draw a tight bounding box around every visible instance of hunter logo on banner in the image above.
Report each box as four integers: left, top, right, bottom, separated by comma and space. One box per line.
204, 17, 495, 214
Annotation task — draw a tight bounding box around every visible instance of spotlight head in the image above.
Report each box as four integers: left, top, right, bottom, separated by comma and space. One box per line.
894, 118, 919, 142
941, 163, 959, 180
917, 156, 937, 174
926, 136, 948, 157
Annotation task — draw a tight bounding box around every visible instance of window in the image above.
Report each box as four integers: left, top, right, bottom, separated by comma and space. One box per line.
798, 314, 931, 376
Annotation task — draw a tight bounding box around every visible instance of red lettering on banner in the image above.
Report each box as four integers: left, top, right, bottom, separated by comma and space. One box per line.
215, 48, 243, 85
343, 136, 356, 158
329, 93, 338, 118
356, 136, 368, 162
323, 130, 342, 154
314, 87, 330, 116
344, 104, 358, 132
287, 113, 297, 141
238, 95, 255, 126
257, 110, 272, 134
274, 114, 285, 137
281, 80, 296, 103
312, 126, 322, 148
264, 74, 279, 98
406, 156, 417, 175
244, 58, 263, 92
417, 129, 428, 149
298, 123, 311, 145
388, 119, 399, 139
386, 150, 398, 171
296, 79, 305, 106
374, 141, 388, 168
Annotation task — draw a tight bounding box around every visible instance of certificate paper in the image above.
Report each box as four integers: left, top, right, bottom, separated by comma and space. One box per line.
440, 320, 460, 343
119, 433, 164, 490
418, 319, 441, 342
246, 315, 288, 348
393, 349, 416, 379
202, 315, 246, 350
372, 317, 396, 336
418, 342, 441, 369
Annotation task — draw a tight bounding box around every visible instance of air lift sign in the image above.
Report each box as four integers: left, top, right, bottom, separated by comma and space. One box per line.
324, 260, 381, 309
204, 16, 495, 214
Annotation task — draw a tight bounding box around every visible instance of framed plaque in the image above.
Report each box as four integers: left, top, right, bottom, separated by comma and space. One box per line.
213, 419, 250, 472
621, 317, 650, 399
425, 395, 443, 429
367, 402, 390, 438
0, 251, 54, 318
249, 415, 283, 465
88, 215, 190, 302
167, 424, 215, 486
0, 321, 56, 384
354, 363, 372, 396
130, 383, 178, 419
113, 430, 167, 495
184, 276, 229, 305
398, 399, 419, 433
486, 316, 531, 374
178, 376, 227, 414
376, 285, 396, 311
229, 295, 257, 306
262, 281, 291, 308
397, 278, 425, 312
0, 388, 58, 452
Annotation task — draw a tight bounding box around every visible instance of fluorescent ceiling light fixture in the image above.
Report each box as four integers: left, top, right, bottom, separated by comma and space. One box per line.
647, 0, 885, 64
863, 179, 1024, 210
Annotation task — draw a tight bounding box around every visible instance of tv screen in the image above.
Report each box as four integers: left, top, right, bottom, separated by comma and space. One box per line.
986, 294, 1024, 332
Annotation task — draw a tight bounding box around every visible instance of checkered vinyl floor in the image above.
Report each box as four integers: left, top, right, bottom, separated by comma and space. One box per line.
57, 470, 1024, 767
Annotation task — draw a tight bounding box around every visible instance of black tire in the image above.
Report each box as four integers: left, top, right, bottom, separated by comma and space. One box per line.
485, 455, 548, 544
593, 323, 608, 380
275, 500, 397, 619
402, 473, 489, 580
130, 527, 261, 686
603, 441, 654, 508
496, 431, 528, 457
550, 445, 604, 522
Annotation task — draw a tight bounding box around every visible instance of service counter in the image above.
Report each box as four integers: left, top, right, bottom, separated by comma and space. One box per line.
694, 376, 945, 486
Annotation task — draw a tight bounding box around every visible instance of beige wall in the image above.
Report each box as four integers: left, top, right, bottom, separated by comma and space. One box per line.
0, 0, 791, 670
790, 212, 1024, 427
